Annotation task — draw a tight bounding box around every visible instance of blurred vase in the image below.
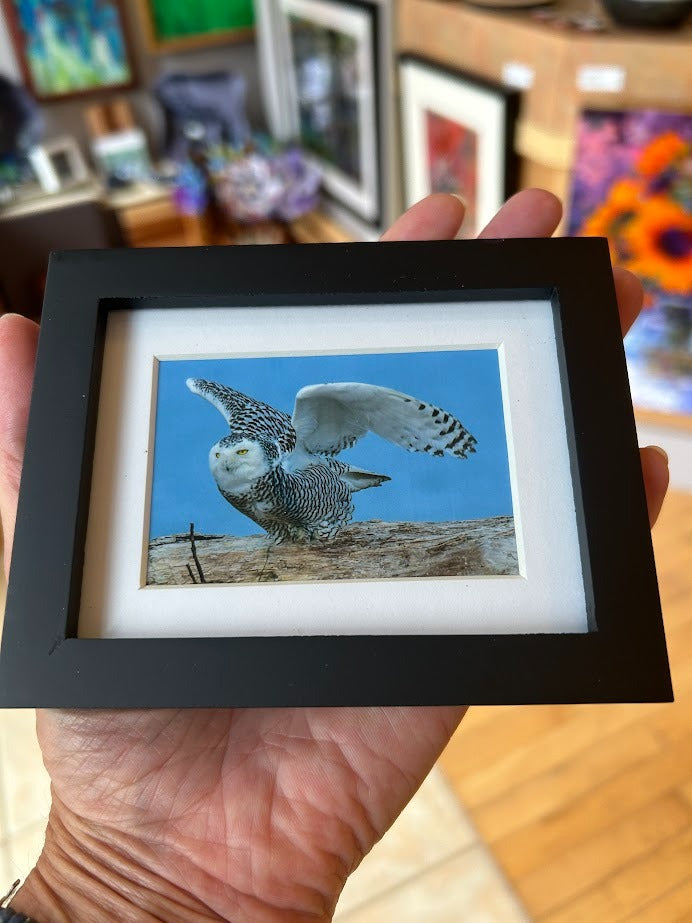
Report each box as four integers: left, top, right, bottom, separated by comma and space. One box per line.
600, 0, 692, 27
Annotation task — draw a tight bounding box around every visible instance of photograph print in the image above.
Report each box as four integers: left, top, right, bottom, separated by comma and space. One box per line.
147, 348, 517, 586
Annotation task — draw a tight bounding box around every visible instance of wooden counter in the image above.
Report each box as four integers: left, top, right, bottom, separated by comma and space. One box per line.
398, 0, 692, 204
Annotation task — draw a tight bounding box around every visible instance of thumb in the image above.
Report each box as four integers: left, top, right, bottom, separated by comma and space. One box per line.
640, 445, 669, 529
0, 314, 40, 576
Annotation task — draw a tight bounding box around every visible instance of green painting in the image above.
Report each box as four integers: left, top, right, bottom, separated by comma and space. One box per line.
149, 0, 255, 43
9, 0, 133, 100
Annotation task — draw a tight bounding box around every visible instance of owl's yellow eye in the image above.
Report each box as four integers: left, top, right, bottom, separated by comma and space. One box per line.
236, 448, 249, 456
215, 452, 220, 458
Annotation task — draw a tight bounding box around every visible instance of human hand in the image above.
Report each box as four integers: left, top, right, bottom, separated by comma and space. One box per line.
0, 191, 668, 922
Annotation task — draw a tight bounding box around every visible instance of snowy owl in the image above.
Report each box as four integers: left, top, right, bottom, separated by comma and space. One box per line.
187, 377, 477, 543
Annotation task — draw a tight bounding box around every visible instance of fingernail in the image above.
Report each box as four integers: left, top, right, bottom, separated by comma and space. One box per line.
648, 445, 669, 465
450, 193, 467, 208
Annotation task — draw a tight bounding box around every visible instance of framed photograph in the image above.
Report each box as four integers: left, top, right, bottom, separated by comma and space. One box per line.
0, 240, 671, 707
257, 0, 399, 236
28, 136, 90, 193
136, 0, 254, 53
3, 0, 135, 101
568, 109, 692, 421
399, 55, 519, 238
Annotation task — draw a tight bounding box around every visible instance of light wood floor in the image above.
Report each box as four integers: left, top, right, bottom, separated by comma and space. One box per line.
441, 489, 692, 922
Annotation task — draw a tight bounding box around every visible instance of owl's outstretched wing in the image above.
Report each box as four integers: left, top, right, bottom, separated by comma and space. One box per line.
186, 378, 296, 452
291, 382, 477, 458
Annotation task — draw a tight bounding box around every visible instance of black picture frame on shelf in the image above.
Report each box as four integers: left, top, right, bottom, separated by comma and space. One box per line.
0, 239, 672, 708
399, 54, 519, 238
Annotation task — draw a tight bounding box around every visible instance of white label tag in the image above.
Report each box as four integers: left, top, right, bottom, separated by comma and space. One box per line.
576, 65, 626, 93
502, 62, 535, 90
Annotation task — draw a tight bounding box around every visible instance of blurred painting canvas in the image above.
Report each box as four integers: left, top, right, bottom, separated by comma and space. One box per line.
568, 109, 692, 417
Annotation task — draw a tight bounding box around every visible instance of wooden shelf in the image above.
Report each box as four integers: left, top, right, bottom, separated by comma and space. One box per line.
289, 210, 355, 243
398, 0, 692, 205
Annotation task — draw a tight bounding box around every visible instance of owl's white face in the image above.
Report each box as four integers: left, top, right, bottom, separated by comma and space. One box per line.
209, 438, 271, 494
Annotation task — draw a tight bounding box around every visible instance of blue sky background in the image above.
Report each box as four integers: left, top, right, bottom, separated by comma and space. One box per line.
149, 349, 513, 539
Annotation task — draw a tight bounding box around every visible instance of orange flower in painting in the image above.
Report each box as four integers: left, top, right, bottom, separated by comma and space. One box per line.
579, 179, 642, 260
624, 198, 692, 294
637, 132, 687, 178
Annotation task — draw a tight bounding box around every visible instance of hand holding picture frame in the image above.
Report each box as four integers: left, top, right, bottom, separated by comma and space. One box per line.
0, 238, 671, 707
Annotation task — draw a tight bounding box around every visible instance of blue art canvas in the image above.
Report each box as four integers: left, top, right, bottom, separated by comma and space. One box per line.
8, 0, 134, 100
146, 348, 518, 585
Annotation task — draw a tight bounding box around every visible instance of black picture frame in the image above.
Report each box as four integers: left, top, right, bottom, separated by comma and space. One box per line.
0, 239, 672, 707
399, 53, 519, 238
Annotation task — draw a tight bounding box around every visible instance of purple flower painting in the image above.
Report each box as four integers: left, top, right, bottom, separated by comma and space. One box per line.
568, 110, 692, 417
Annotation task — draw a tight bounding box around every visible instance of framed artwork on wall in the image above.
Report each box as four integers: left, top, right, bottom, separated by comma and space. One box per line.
0, 239, 671, 707
399, 55, 519, 238
136, 0, 254, 52
568, 109, 692, 420
3, 0, 135, 101
256, 0, 399, 237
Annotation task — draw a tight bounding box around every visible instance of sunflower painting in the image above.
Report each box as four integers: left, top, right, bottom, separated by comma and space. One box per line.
568, 110, 692, 417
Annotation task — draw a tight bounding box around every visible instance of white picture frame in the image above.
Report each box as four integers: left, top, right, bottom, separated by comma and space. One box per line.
28, 136, 89, 193
399, 55, 519, 237
256, 0, 399, 236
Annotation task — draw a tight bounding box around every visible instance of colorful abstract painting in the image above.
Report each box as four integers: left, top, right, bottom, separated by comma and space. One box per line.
8, 0, 133, 100
426, 110, 478, 237
568, 110, 692, 416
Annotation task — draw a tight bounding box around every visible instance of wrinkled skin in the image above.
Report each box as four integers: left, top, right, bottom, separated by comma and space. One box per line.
0, 191, 668, 922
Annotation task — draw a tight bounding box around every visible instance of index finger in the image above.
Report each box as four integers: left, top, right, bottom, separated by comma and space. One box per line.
383, 190, 644, 340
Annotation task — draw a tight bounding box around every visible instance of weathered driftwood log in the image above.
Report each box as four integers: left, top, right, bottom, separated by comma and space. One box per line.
147, 517, 518, 585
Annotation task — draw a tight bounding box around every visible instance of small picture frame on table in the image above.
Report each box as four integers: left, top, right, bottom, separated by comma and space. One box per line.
399, 54, 519, 238
0, 239, 671, 708
28, 136, 90, 193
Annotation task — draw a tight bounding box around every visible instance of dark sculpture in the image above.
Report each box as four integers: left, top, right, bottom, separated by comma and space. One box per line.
154, 72, 251, 161
0, 76, 43, 161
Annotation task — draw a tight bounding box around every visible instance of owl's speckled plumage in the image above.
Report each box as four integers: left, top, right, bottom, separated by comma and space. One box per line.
187, 377, 477, 543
